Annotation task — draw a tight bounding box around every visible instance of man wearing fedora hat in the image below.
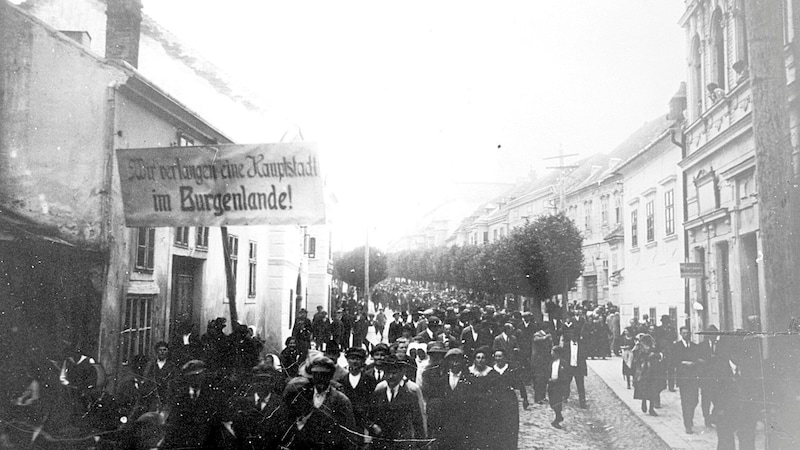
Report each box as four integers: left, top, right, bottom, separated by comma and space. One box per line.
370, 354, 426, 448
164, 360, 226, 449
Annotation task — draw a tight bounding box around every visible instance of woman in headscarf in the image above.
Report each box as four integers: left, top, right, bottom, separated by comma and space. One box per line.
468, 346, 498, 449
632, 333, 663, 416
490, 347, 529, 450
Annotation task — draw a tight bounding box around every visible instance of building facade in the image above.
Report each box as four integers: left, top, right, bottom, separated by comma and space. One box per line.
678, 0, 799, 335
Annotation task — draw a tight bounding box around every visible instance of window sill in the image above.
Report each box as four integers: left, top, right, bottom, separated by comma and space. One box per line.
196, 245, 209, 252
646, 241, 658, 249
174, 243, 189, 249
630, 247, 640, 253
663, 233, 678, 243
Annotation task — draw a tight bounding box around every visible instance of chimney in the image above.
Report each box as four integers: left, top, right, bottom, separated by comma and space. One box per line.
105, 0, 143, 68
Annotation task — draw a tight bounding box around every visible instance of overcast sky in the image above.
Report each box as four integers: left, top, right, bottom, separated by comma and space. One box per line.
142, 0, 687, 251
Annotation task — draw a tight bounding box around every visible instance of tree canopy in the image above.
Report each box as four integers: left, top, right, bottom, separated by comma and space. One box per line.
387, 212, 583, 302
333, 246, 388, 294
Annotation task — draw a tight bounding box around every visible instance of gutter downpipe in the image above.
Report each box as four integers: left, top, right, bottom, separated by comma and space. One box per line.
671, 123, 692, 330
102, 81, 125, 392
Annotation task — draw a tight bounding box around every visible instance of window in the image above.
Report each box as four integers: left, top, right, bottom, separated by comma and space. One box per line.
646, 200, 655, 242
734, 0, 749, 75
584, 200, 592, 233
649, 307, 657, 323
175, 227, 189, 247
483, 231, 489, 244
614, 193, 622, 225
120, 295, 153, 363
690, 35, 703, 119
601, 196, 609, 227
308, 237, 316, 259
633, 307, 640, 321
493, 229, 498, 241
135, 227, 155, 272
248, 241, 257, 298
228, 234, 239, 281
631, 210, 639, 248
665, 190, 675, 236
177, 132, 194, 147
196, 227, 209, 249
711, 8, 726, 90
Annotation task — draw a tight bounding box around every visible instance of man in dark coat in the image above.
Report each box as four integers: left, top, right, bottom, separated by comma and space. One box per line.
493, 322, 520, 361
531, 323, 554, 403
339, 347, 377, 440
141, 341, 176, 410
163, 360, 226, 449
655, 314, 677, 390
370, 355, 426, 449
388, 312, 404, 344
711, 336, 760, 450
292, 308, 313, 359
460, 317, 491, 359
283, 357, 356, 449
414, 316, 442, 344
516, 312, 537, 379
698, 325, 720, 427
548, 346, 570, 429
560, 316, 588, 408
330, 310, 346, 350
672, 326, 704, 434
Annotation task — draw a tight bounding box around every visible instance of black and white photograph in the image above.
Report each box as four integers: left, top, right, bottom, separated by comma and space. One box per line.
2, 0, 799, 448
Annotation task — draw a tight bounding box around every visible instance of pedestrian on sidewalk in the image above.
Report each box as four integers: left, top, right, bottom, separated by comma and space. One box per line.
672, 326, 704, 433
620, 328, 635, 389
548, 346, 569, 429
632, 333, 663, 416
560, 314, 588, 408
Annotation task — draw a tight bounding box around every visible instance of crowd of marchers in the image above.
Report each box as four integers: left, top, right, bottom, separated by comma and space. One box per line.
3, 282, 761, 450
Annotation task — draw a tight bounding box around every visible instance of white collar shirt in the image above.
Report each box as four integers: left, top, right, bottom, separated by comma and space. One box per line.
551, 360, 560, 380
449, 371, 461, 390
313, 387, 330, 409
349, 373, 362, 388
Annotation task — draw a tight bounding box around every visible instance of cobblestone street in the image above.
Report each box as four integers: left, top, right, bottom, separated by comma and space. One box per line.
518, 366, 670, 450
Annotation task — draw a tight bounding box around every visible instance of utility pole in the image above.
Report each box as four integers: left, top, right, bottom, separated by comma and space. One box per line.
745, 0, 797, 346
745, 1, 798, 446
544, 145, 579, 212
365, 225, 371, 307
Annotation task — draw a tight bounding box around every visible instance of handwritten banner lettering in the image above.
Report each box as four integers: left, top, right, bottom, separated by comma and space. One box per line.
116, 143, 325, 227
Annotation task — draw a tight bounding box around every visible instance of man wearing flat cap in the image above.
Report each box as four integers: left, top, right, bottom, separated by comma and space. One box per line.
339, 347, 377, 442
388, 312, 404, 344
370, 354, 426, 447
285, 356, 356, 449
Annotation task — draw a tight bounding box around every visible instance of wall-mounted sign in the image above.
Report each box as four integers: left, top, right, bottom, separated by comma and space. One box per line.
680, 262, 705, 278
117, 143, 325, 227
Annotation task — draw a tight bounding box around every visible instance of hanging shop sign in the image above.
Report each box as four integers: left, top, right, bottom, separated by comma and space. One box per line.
117, 143, 325, 227
679, 262, 705, 278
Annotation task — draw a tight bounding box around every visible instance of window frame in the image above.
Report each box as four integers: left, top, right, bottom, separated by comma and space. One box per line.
135, 227, 156, 272
646, 200, 655, 243
120, 295, 154, 363
248, 241, 257, 298
228, 234, 239, 282
175, 227, 190, 247
631, 210, 639, 248
665, 189, 675, 236
196, 226, 209, 249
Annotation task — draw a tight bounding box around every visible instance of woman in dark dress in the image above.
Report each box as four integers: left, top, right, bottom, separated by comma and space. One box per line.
632, 333, 663, 416
490, 347, 529, 450
468, 346, 498, 449
279, 337, 303, 378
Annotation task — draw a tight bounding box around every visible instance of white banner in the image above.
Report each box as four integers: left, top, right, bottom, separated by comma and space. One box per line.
117, 143, 325, 227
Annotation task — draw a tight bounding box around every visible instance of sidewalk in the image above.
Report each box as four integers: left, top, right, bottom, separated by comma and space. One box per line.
587, 357, 717, 450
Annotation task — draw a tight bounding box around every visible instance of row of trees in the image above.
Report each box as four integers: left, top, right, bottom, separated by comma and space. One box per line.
387, 213, 584, 303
